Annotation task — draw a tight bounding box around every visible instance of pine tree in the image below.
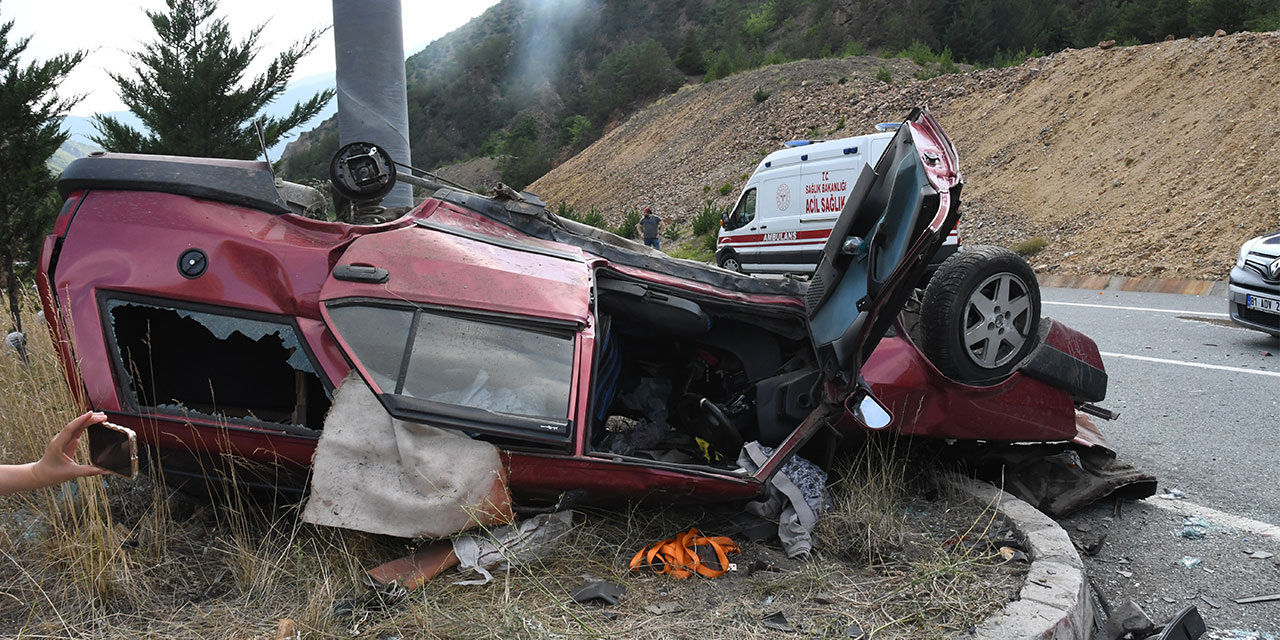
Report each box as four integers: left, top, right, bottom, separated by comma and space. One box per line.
91, 0, 334, 159
0, 3, 84, 333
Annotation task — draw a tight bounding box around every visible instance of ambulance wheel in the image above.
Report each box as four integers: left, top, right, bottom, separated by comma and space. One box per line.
919, 246, 1040, 384
717, 251, 742, 272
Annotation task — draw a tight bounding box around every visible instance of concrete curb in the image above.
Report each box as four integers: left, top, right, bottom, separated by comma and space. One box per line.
1037, 273, 1228, 298
948, 475, 1092, 640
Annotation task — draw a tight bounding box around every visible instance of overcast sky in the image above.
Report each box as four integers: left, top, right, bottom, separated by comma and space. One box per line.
6, 0, 500, 116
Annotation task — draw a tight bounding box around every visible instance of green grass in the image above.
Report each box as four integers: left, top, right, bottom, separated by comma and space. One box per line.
1010, 237, 1049, 256
875, 66, 893, 83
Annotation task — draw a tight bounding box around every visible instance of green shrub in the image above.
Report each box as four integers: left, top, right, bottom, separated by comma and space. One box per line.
663, 225, 681, 242
692, 200, 724, 236
937, 49, 958, 75
580, 207, 606, 229
875, 66, 892, 83
897, 40, 938, 66
717, 182, 734, 196
743, 1, 779, 40
1011, 237, 1049, 256
616, 209, 642, 239
842, 41, 868, 57
753, 88, 771, 103
558, 202, 607, 230
986, 48, 1046, 69
835, 115, 846, 131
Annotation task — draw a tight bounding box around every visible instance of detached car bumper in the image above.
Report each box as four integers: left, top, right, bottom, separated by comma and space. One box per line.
1228, 266, 1280, 336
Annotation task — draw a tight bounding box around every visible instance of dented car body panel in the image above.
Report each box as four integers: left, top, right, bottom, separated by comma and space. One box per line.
38, 110, 1112, 502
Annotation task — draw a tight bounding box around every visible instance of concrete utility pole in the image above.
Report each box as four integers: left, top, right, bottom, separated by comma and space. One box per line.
331, 0, 413, 207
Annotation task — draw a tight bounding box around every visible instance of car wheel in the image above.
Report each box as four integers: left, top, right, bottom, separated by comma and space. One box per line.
717, 252, 742, 272
919, 245, 1041, 384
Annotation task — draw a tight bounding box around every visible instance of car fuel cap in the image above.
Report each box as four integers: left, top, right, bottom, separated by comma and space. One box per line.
178, 248, 208, 279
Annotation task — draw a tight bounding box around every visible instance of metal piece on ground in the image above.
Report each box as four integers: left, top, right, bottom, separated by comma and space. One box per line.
1093, 601, 1154, 640
1152, 605, 1206, 640
569, 581, 627, 605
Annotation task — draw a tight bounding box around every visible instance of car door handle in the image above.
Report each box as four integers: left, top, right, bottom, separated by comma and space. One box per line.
758, 225, 767, 229
334, 264, 389, 284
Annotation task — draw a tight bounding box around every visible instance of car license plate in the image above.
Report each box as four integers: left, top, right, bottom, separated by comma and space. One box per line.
1246, 294, 1280, 315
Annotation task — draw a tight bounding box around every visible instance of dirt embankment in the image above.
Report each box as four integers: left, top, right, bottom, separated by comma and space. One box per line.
530, 31, 1280, 280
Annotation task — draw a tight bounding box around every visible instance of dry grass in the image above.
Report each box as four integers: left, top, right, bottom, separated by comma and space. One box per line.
0, 296, 1020, 638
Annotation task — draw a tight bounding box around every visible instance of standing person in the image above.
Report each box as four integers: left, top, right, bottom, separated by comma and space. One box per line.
0, 412, 107, 496
636, 207, 664, 250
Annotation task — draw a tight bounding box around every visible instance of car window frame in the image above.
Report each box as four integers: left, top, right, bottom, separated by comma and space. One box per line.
322, 297, 581, 448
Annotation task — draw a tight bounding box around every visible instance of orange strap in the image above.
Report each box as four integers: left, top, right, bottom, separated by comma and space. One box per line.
629, 527, 740, 579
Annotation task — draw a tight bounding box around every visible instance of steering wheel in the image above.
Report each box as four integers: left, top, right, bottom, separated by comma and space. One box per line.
699, 398, 744, 453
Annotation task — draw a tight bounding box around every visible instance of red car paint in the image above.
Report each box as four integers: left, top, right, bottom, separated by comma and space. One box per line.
37, 110, 1105, 503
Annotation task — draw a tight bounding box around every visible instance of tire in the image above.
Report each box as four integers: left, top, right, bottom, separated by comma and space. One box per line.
717, 251, 742, 272
919, 245, 1041, 383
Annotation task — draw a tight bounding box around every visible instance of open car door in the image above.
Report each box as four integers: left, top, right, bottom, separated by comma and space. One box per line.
805, 108, 963, 415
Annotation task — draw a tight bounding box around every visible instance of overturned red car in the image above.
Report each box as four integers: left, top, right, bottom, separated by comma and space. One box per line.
38, 109, 1134, 510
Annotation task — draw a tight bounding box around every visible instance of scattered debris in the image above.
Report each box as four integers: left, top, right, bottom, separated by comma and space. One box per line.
1177, 525, 1207, 540
761, 612, 796, 632
275, 618, 300, 640
1163, 596, 1177, 603
1156, 606, 1207, 640
1180, 556, 1203, 569
453, 511, 576, 585
1078, 533, 1108, 556
366, 542, 459, 590
1247, 551, 1274, 560
1261, 350, 1273, 357
999, 546, 1029, 563
569, 580, 627, 605
1117, 570, 1134, 579
1235, 593, 1280, 605
845, 622, 866, 639
645, 602, 686, 615
1206, 631, 1279, 640
747, 559, 781, 574
332, 579, 408, 619
1096, 601, 1154, 640
630, 527, 740, 579
739, 443, 827, 559
1159, 489, 1187, 500
1200, 594, 1222, 609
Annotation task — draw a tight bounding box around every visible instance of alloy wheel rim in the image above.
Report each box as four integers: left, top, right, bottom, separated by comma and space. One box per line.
961, 272, 1032, 369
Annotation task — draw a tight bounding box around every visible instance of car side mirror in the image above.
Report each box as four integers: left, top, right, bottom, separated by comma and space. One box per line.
851, 388, 892, 430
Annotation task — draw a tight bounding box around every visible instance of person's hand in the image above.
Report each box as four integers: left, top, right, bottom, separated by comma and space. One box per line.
30, 411, 109, 486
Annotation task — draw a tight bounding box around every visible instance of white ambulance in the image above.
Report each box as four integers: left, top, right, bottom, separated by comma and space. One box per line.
715, 124, 960, 275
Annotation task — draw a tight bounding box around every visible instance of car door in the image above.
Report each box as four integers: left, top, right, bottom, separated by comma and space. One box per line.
315, 217, 594, 448
805, 108, 963, 400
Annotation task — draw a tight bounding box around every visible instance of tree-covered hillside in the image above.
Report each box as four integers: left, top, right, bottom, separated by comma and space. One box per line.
279, 0, 1280, 188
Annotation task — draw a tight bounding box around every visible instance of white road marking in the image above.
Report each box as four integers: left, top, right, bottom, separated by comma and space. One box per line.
1043, 301, 1229, 317
1100, 352, 1280, 378
1146, 497, 1280, 540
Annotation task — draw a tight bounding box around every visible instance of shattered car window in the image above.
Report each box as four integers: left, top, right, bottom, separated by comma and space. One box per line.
105, 298, 330, 431
327, 304, 575, 422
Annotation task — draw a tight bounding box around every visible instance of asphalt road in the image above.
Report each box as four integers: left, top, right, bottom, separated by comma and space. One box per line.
1040, 286, 1280, 636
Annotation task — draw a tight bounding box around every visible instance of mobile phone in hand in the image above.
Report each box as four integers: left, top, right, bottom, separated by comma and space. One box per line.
87, 422, 138, 479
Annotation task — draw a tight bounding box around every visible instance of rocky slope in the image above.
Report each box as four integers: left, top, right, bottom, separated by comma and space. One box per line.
529, 31, 1280, 280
